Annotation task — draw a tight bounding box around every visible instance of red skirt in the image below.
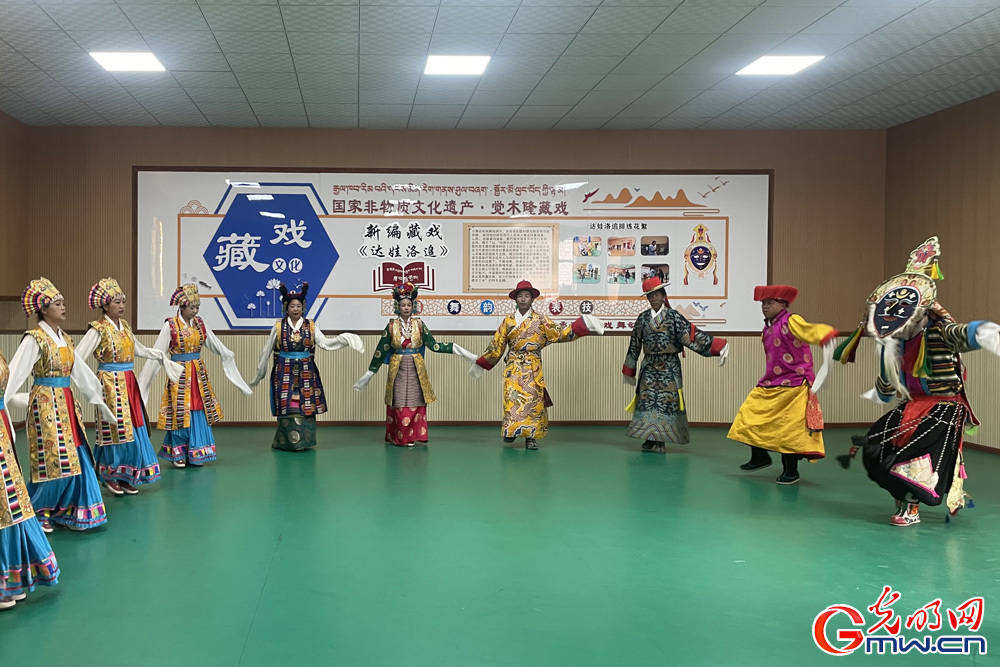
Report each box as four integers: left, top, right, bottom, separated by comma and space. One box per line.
385, 407, 428, 446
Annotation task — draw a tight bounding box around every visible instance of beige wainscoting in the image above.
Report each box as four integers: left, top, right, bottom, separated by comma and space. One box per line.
1, 332, 996, 450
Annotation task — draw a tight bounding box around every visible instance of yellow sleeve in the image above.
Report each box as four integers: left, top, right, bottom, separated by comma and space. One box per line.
787, 314, 838, 346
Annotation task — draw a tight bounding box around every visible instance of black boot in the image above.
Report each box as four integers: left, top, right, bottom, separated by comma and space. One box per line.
776, 453, 801, 484
740, 446, 773, 471
525, 438, 538, 450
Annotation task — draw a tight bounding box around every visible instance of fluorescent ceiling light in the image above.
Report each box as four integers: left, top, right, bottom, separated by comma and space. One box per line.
424, 55, 490, 76
89, 52, 165, 72
736, 55, 824, 76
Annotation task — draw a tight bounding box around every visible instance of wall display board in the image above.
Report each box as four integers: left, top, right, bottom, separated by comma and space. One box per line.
136, 170, 770, 332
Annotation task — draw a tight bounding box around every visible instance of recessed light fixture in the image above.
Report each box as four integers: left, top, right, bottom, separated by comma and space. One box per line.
89, 52, 165, 72
736, 55, 824, 76
424, 55, 490, 76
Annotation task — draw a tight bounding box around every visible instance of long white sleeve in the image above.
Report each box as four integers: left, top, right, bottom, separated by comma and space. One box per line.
3, 335, 40, 411
132, 332, 183, 384
315, 329, 364, 353
251, 326, 279, 387
138, 322, 171, 406
71, 355, 116, 421
203, 324, 252, 396
74, 328, 100, 364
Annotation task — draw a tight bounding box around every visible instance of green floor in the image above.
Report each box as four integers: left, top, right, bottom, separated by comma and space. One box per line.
3, 426, 999, 667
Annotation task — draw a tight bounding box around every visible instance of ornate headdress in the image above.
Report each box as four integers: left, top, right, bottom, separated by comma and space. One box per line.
280, 282, 309, 305
835, 237, 946, 388
21, 277, 62, 316
88, 277, 124, 310
392, 281, 418, 302
169, 283, 200, 307
753, 285, 798, 305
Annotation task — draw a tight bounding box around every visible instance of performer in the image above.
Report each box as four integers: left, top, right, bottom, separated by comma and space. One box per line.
470, 280, 604, 449
3, 277, 115, 533
835, 237, 1000, 526
0, 350, 59, 610
727, 285, 838, 484
75, 278, 182, 495
250, 282, 364, 451
138, 284, 252, 468
622, 277, 728, 452
353, 281, 478, 447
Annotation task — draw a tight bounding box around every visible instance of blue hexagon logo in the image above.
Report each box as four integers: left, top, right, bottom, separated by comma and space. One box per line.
204, 192, 338, 321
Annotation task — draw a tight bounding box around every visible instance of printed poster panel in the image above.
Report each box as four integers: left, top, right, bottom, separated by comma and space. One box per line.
136, 171, 769, 332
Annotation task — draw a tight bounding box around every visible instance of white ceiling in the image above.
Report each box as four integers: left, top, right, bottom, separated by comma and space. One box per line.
1, 0, 999, 129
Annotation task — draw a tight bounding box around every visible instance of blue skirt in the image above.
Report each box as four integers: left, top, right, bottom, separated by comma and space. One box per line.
27, 444, 108, 530
1, 518, 59, 596
160, 410, 217, 465
94, 423, 161, 486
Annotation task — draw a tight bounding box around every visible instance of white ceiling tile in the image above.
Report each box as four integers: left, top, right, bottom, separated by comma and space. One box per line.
1, 30, 81, 52
413, 89, 474, 104
427, 33, 503, 54
861, 88, 926, 105
227, 52, 295, 71
766, 32, 864, 55
891, 73, 973, 92
549, 56, 623, 75
833, 32, 934, 63
19, 50, 95, 71
361, 33, 430, 55
655, 7, 754, 33
292, 54, 357, 72
280, 6, 361, 32
932, 58, 999, 78
952, 7, 1000, 33
634, 88, 700, 106
434, 6, 516, 32
561, 103, 627, 117
507, 6, 597, 33
297, 71, 358, 88
43, 4, 135, 31
488, 55, 559, 74
802, 6, 914, 33
611, 53, 687, 75
707, 74, 782, 92
563, 34, 645, 56
197, 100, 256, 114
49, 107, 109, 124
761, 0, 842, 7
407, 116, 459, 128
359, 89, 416, 103
800, 88, 867, 107
534, 74, 604, 89
476, 73, 542, 89
698, 117, 757, 129
504, 116, 558, 128
310, 116, 358, 128
101, 108, 160, 125
512, 104, 571, 117
202, 5, 284, 31
359, 116, 408, 129
730, 6, 832, 33
243, 87, 301, 103
66, 31, 149, 51
109, 71, 175, 86
617, 101, 678, 116
671, 33, 789, 75
524, 89, 588, 104
653, 73, 727, 89
360, 6, 437, 32
305, 102, 357, 116
359, 72, 421, 88
360, 54, 425, 73
672, 88, 752, 115
909, 32, 1000, 60
879, 6, 992, 34
233, 71, 300, 88
288, 32, 359, 54
252, 101, 307, 115
302, 88, 358, 102
213, 32, 291, 53
119, 5, 211, 31
68, 85, 133, 106
150, 112, 209, 125
140, 31, 220, 52
578, 88, 643, 104
580, 6, 676, 33
4, 5, 61, 30
359, 103, 412, 116
155, 52, 232, 71
468, 89, 531, 103
596, 74, 663, 89
630, 33, 718, 56
416, 76, 480, 90
51, 69, 119, 87
183, 86, 249, 102
602, 116, 659, 128
519, 0, 599, 6
553, 117, 606, 129
461, 103, 518, 117
456, 117, 510, 128
410, 104, 465, 117
495, 33, 575, 56
652, 115, 710, 129
0, 68, 55, 88
173, 70, 240, 87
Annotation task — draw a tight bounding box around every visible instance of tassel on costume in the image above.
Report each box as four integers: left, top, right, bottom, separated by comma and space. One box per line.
912, 334, 933, 378
625, 394, 637, 414
677, 387, 685, 412
834, 324, 864, 363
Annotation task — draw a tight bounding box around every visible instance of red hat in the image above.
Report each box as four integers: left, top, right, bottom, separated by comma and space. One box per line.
508, 280, 541, 300
642, 276, 667, 295
754, 285, 798, 305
